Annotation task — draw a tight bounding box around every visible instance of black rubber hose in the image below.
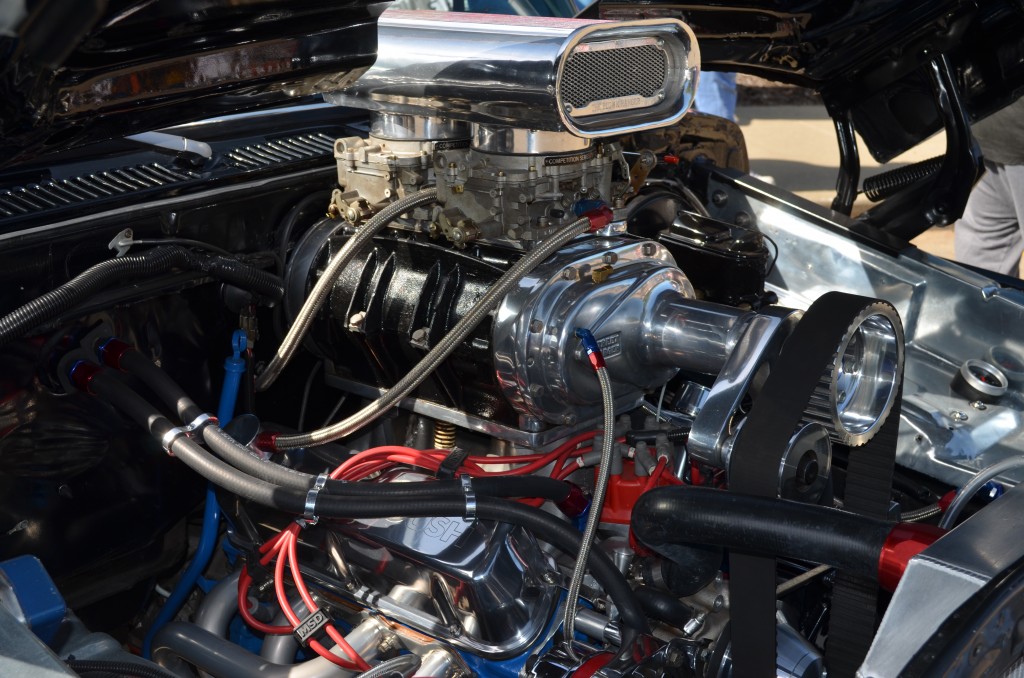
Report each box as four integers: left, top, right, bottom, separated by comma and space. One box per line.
65, 658, 179, 678
0, 246, 283, 347
95, 368, 573, 501
474, 477, 573, 501
117, 348, 205, 422
205, 421, 574, 497
87, 369, 647, 632
632, 486, 893, 579
205, 420, 573, 499
634, 585, 695, 630
91, 370, 179, 439
98, 368, 573, 502
199, 253, 283, 302
113, 346, 574, 500
111, 347, 334, 491
90, 369, 308, 510
104, 361, 576, 505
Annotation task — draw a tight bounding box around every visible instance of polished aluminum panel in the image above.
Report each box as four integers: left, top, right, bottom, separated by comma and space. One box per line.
860, 484, 1024, 676
704, 169, 1024, 488
328, 10, 699, 138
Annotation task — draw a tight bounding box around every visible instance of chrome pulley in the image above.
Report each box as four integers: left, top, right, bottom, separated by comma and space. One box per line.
802, 301, 904, 446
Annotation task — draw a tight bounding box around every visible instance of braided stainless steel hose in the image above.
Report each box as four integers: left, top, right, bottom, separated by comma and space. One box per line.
352, 654, 421, 678
256, 187, 439, 391
562, 329, 615, 660
939, 456, 1024, 529
273, 215, 595, 449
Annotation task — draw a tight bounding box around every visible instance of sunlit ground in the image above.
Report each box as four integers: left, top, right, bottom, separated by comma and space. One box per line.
737, 104, 957, 262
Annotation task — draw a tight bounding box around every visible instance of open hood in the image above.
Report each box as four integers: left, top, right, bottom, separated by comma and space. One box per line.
1, 0, 1021, 168
0, 0, 382, 168
600, 0, 1024, 162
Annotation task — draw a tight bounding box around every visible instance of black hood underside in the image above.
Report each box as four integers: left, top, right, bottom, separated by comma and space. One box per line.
0, 0, 382, 168
1, 0, 1022, 167
601, 0, 1024, 162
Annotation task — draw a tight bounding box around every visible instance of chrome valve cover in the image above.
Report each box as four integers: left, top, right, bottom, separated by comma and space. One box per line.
330, 471, 559, 658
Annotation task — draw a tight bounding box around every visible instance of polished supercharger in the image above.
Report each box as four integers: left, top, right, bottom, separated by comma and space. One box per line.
288, 221, 902, 488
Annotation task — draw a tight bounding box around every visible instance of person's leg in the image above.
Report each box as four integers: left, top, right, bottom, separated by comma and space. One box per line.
1006, 164, 1024, 276
955, 161, 1024, 276
694, 72, 738, 121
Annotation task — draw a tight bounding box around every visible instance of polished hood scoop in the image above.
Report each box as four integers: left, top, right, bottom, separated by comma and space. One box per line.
329, 10, 700, 138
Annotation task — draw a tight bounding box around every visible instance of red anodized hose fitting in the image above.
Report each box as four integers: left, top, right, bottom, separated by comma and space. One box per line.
877, 522, 946, 591
98, 338, 133, 369
68, 361, 102, 394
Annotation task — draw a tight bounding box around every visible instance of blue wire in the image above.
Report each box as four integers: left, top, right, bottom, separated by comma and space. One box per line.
143, 330, 247, 658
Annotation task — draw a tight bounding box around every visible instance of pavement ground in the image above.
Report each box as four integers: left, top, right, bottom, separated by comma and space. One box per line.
737, 104, 955, 260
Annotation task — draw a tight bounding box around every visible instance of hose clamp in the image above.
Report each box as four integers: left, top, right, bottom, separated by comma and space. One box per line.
297, 472, 330, 528
461, 474, 477, 522
185, 412, 217, 436
161, 427, 185, 455
161, 413, 218, 455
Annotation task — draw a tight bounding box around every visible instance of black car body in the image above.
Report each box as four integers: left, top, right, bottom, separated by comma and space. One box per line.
1, 2, 1024, 677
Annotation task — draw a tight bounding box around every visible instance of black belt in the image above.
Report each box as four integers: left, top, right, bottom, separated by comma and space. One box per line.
726, 292, 902, 678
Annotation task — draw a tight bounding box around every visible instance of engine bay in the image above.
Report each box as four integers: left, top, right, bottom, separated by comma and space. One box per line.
4, 7, 1024, 678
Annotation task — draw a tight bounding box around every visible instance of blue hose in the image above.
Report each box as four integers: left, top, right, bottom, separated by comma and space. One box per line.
218, 331, 248, 424
143, 330, 247, 658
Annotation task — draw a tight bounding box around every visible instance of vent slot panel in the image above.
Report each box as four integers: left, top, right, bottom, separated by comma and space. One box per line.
226, 132, 335, 169
0, 164, 197, 218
